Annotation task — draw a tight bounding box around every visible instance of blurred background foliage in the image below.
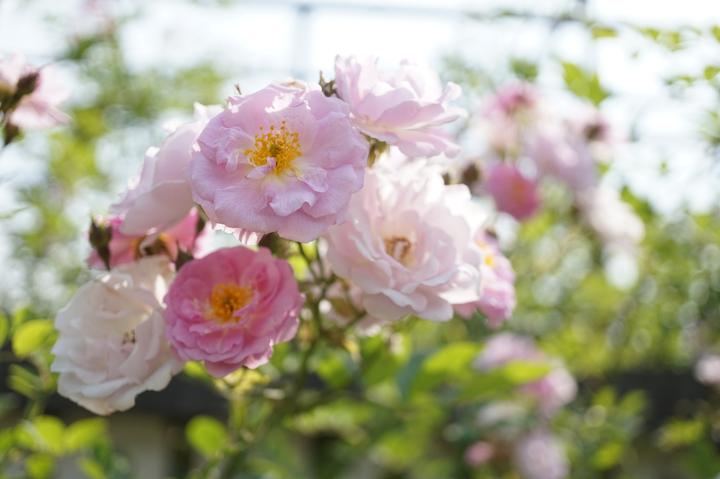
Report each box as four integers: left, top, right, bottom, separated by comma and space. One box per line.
1, 1, 720, 478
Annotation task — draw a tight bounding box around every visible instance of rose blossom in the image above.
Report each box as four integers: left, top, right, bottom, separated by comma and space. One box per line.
576, 186, 644, 252
464, 441, 495, 468
87, 208, 205, 269
695, 353, 720, 385
0, 54, 69, 129
454, 231, 516, 327
485, 163, 541, 221
325, 162, 484, 322
530, 123, 597, 192
514, 430, 569, 479
164, 246, 303, 377
190, 83, 369, 243
334, 55, 464, 157
51, 257, 182, 415
475, 334, 576, 414
112, 103, 221, 236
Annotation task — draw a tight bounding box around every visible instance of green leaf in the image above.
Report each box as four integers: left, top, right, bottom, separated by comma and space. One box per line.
509, 58, 538, 81
592, 442, 624, 469
0, 312, 8, 348
19, 416, 65, 455
658, 419, 705, 450
26, 453, 55, 479
78, 458, 107, 479
704, 65, 720, 81
562, 62, 610, 105
12, 319, 55, 358
411, 342, 481, 394
186, 415, 228, 458
65, 418, 108, 452
590, 25, 618, 39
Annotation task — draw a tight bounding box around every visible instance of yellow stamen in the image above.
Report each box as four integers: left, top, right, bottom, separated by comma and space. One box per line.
476, 239, 495, 267
384, 236, 413, 266
208, 283, 254, 324
243, 121, 302, 175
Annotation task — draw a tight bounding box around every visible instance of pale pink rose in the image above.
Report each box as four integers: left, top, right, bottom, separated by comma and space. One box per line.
164, 246, 303, 377
576, 187, 644, 252
454, 231, 516, 327
87, 208, 206, 269
485, 163, 541, 221
112, 103, 221, 236
464, 441, 495, 468
190, 83, 369, 242
325, 162, 484, 322
334, 55, 465, 157
478, 82, 540, 156
51, 257, 182, 415
483, 82, 538, 119
475, 334, 576, 414
514, 430, 569, 479
530, 123, 596, 192
0, 54, 69, 129
695, 354, 720, 385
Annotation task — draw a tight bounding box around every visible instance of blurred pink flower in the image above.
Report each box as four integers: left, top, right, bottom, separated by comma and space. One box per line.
334, 55, 464, 157
112, 103, 221, 236
530, 124, 596, 192
164, 246, 303, 377
325, 162, 484, 322
695, 354, 720, 385
475, 334, 576, 414
464, 441, 495, 468
454, 231, 516, 327
87, 209, 205, 269
576, 187, 644, 252
191, 83, 368, 242
52, 257, 182, 415
483, 82, 538, 118
0, 54, 69, 129
485, 163, 541, 221
514, 430, 569, 479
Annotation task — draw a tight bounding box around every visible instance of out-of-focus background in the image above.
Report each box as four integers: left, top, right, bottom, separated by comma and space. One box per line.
1, 1, 720, 478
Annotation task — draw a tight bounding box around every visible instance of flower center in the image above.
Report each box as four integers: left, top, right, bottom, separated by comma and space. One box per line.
384, 236, 413, 266
476, 239, 495, 267
208, 283, 254, 323
244, 121, 302, 175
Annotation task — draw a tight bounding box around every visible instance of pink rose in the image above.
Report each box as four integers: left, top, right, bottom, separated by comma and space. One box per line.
576, 187, 644, 252
164, 246, 303, 377
334, 55, 464, 157
464, 441, 495, 468
190, 83, 369, 242
695, 353, 720, 385
454, 231, 516, 326
87, 208, 205, 269
112, 103, 221, 236
514, 430, 569, 479
325, 162, 484, 322
485, 163, 541, 221
475, 334, 576, 414
0, 54, 69, 130
530, 123, 596, 192
51, 257, 182, 415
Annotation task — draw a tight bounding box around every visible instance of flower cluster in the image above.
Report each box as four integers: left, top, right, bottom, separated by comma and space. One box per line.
468, 82, 643, 254
464, 334, 577, 478
53, 55, 508, 414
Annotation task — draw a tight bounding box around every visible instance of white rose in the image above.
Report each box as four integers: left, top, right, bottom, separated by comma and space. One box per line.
51, 257, 182, 415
